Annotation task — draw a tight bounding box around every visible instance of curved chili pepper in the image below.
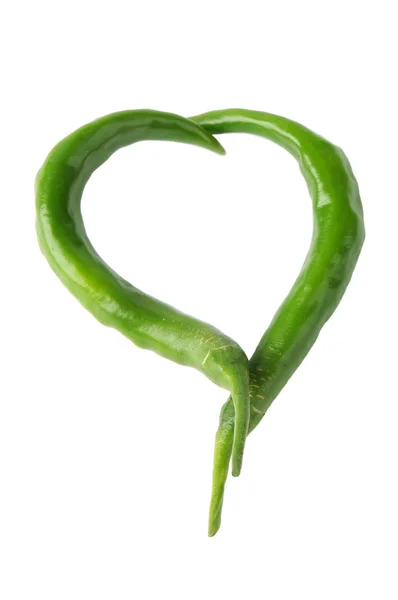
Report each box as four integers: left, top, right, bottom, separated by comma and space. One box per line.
35, 110, 250, 477
191, 109, 365, 536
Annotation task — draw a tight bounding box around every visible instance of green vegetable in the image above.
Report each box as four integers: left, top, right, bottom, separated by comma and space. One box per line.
36, 108, 365, 537
35, 109, 250, 477
191, 109, 365, 535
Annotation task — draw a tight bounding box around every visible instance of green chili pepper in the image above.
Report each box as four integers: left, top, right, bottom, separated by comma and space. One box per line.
191, 109, 365, 536
35, 110, 250, 477
36, 108, 365, 538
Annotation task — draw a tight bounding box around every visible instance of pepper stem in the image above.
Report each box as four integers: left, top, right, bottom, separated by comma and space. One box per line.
208, 400, 234, 537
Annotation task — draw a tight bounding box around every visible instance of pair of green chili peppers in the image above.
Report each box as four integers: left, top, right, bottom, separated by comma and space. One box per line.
35, 108, 365, 536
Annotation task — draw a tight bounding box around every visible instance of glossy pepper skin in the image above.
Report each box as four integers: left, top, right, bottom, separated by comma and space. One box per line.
35, 110, 250, 477
191, 109, 365, 536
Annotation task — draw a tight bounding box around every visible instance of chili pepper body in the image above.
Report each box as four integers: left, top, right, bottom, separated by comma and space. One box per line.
191, 109, 365, 536
35, 110, 250, 476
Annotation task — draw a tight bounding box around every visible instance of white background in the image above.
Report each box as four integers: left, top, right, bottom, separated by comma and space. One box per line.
1, 1, 397, 598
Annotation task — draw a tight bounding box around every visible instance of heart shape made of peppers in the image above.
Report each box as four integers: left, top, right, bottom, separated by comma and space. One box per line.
36, 109, 365, 536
